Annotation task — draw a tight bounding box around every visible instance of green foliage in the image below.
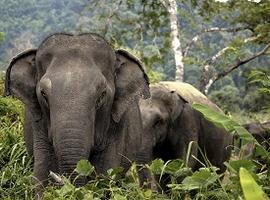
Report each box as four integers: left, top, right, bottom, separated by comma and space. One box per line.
0, 75, 24, 123
1, 92, 270, 199
0, 0, 269, 115
0, 94, 33, 199
147, 69, 162, 84
209, 67, 270, 113
0, 1, 270, 198
240, 167, 269, 200
209, 85, 242, 112
75, 159, 95, 176
249, 70, 270, 96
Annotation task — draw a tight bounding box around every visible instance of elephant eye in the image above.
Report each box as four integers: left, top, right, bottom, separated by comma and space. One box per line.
41, 90, 49, 105
96, 90, 106, 110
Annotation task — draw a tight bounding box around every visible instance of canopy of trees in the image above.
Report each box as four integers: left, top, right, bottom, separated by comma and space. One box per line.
0, 0, 269, 113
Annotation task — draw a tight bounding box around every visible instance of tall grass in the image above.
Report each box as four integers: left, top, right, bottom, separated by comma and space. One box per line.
0, 97, 34, 199
0, 96, 269, 199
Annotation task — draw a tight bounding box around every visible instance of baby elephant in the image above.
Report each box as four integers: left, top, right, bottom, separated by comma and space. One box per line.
138, 82, 233, 174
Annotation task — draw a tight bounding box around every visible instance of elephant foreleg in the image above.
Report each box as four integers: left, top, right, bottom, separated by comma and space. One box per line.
32, 121, 57, 198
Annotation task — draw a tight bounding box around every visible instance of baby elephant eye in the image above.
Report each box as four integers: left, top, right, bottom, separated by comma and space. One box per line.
153, 117, 164, 128
96, 90, 107, 109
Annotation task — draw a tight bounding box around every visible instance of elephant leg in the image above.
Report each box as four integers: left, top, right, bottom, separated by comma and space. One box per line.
199, 117, 233, 173
169, 106, 199, 169
32, 121, 58, 198
33, 139, 58, 198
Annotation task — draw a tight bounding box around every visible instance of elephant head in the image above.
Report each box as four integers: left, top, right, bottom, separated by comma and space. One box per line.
138, 84, 198, 168
139, 82, 232, 174
4, 33, 150, 186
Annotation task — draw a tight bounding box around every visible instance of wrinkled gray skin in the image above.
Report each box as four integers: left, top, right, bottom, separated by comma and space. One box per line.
4, 33, 150, 196
138, 85, 233, 177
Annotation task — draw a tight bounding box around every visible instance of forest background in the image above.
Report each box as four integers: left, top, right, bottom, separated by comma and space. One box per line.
0, 0, 269, 117
0, 0, 270, 199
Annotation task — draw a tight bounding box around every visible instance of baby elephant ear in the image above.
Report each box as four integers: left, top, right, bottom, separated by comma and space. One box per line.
4, 49, 38, 106
111, 49, 150, 123
169, 91, 189, 122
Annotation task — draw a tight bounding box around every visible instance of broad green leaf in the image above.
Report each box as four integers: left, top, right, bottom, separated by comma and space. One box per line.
181, 168, 219, 190
227, 159, 257, 173
107, 167, 124, 177
239, 168, 269, 200
149, 159, 164, 175
192, 103, 237, 132
75, 159, 94, 176
165, 159, 184, 175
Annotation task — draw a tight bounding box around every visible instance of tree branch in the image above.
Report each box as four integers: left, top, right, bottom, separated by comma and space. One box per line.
215, 43, 270, 81
183, 26, 248, 57
207, 47, 231, 65
204, 43, 270, 94
199, 35, 261, 93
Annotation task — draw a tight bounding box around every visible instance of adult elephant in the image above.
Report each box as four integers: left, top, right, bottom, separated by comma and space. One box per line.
4, 33, 150, 195
138, 82, 233, 176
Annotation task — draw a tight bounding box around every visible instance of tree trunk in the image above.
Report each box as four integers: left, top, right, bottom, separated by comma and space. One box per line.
163, 0, 184, 82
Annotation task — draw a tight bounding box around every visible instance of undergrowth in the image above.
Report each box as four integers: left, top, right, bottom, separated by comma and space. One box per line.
0, 95, 269, 199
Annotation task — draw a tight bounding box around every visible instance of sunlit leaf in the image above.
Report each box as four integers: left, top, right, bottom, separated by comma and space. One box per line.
75, 159, 94, 176
239, 167, 269, 200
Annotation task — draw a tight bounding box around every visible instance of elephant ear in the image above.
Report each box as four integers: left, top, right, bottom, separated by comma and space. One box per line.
4, 49, 41, 120
169, 90, 189, 122
112, 50, 150, 122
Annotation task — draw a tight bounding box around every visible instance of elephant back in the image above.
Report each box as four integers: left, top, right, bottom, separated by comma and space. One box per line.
159, 81, 222, 112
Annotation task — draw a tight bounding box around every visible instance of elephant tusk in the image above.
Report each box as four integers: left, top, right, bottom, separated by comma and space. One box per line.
49, 171, 64, 186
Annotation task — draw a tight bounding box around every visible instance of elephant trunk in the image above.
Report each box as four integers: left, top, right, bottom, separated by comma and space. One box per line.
51, 110, 95, 185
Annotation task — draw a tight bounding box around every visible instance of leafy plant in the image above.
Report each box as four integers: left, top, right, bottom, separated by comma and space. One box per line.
248, 70, 270, 95
193, 103, 270, 161
240, 167, 269, 200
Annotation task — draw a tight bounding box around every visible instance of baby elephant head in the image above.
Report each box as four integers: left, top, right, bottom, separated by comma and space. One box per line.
139, 84, 196, 161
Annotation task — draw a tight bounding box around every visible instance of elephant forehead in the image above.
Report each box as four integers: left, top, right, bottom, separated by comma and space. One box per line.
50, 70, 106, 92
36, 34, 116, 74
140, 99, 169, 118
38, 33, 111, 53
